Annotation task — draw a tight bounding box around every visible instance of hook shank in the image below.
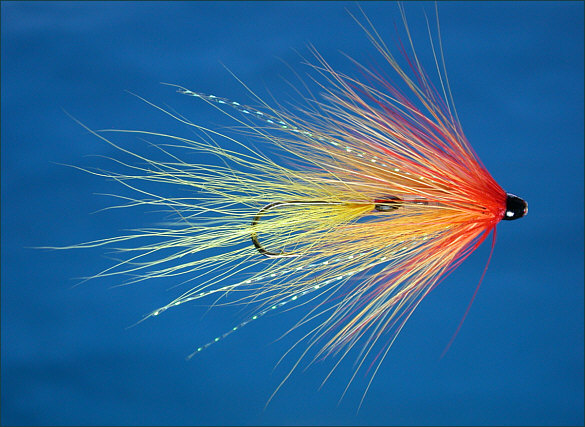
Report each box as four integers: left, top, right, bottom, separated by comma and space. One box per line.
250, 197, 403, 258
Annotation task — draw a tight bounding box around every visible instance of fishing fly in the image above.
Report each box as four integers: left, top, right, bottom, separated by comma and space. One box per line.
63, 5, 527, 404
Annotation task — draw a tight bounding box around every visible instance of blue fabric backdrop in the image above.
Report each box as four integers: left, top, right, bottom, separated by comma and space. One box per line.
2, 2, 583, 425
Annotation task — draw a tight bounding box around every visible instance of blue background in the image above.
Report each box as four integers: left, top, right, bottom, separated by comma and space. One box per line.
2, 1, 583, 425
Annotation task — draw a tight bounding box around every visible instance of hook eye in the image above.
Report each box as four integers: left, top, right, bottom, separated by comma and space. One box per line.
374, 196, 402, 211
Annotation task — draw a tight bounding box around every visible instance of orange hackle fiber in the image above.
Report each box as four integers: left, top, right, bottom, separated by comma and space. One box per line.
59, 5, 526, 406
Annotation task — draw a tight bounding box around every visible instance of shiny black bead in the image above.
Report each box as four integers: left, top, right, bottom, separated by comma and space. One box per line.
502, 193, 527, 221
